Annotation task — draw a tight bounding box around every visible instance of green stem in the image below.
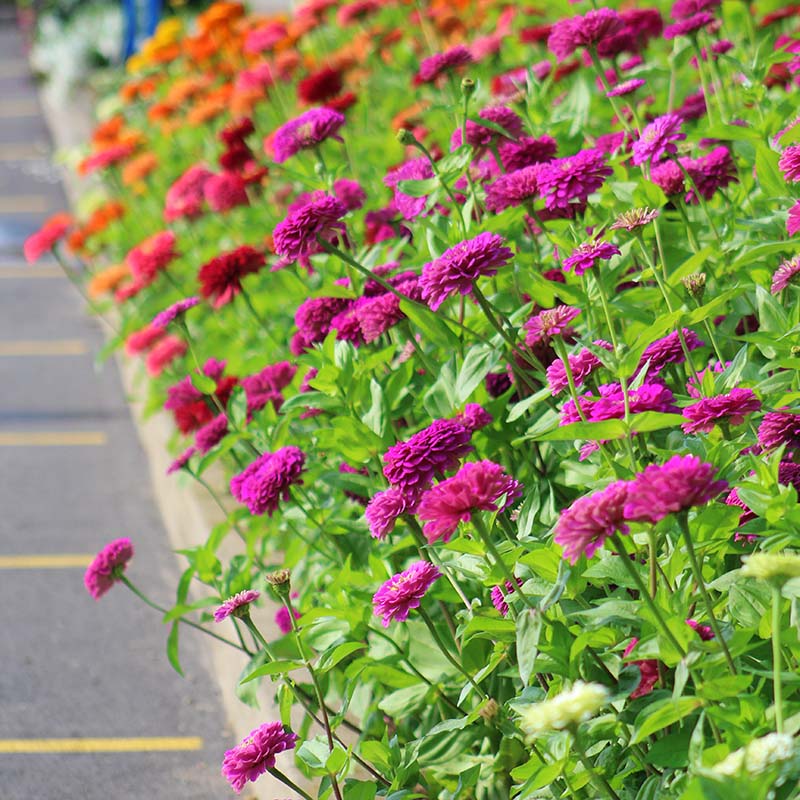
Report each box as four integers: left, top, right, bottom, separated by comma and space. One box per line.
609, 535, 686, 658
772, 585, 785, 734
268, 767, 314, 800
570, 727, 621, 800
677, 514, 736, 675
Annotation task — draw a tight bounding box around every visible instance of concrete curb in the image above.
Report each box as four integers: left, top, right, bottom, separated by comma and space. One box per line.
38, 81, 311, 799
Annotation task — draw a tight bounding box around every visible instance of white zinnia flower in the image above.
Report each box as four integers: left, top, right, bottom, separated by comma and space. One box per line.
712, 733, 795, 777
741, 552, 800, 583
520, 681, 610, 738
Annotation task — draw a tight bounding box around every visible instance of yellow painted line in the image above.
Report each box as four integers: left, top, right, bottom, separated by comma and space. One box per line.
0, 97, 39, 117
0, 61, 30, 79
0, 431, 107, 447
0, 196, 53, 214
0, 267, 63, 278
0, 737, 204, 754
0, 340, 87, 356
0, 143, 48, 160
0, 554, 93, 569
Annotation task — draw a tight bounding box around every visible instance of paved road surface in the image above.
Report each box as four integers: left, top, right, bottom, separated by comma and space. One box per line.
0, 15, 233, 800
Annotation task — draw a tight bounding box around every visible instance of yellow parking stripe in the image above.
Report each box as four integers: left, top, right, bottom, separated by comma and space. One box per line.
0, 267, 63, 278
0, 432, 107, 447
0, 554, 93, 569
0, 196, 53, 214
0, 340, 87, 356
0, 737, 204, 754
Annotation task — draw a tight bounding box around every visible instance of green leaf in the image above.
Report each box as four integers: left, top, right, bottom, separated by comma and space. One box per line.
516, 609, 543, 687
755, 144, 789, 199
400, 300, 460, 349
297, 737, 331, 773
631, 697, 703, 744
166, 621, 183, 676
397, 178, 439, 197
236, 651, 267, 708
191, 373, 217, 395
240, 660, 304, 683
455, 345, 496, 404
363, 379, 389, 439
530, 418, 627, 442
317, 642, 365, 673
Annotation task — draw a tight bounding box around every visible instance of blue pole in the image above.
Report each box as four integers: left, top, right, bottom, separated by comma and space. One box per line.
145, 0, 162, 38
122, 0, 137, 60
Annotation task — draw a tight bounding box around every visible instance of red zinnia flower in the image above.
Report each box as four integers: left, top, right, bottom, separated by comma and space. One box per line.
198, 245, 266, 307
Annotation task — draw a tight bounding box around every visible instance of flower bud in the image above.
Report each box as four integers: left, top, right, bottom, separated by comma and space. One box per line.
461, 77, 476, 98
681, 272, 706, 301
265, 569, 292, 597
396, 127, 419, 147
741, 552, 800, 586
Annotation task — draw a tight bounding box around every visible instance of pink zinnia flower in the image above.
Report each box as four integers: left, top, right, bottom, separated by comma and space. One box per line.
638, 328, 703, 375
230, 447, 306, 516
623, 455, 728, 524
195, 413, 229, 454
455, 403, 493, 432
383, 418, 473, 496
650, 159, 685, 195
606, 78, 646, 97
365, 488, 410, 539
270, 107, 345, 163
771, 255, 800, 294
624, 638, 660, 698
524, 305, 581, 347
779, 144, 800, 182
242, 362, 296, 415
166, 445, 196, 475
125, 324, 164, 356
491, 578, 523, 617
23, 212, 72, 263
373, 561, 441, 626
536, 148, 612, 211
547, 341, 612, 395
333, 178, 366, 211
145, 335, 187, 376
631, 114, 686, 166
84, 538, 134, 600
214, 589, 260, 623
221, 722, 298, 794
153, 297, 200, 329
204, 171, 249, 212
127, 230, 177, 286
686, 618, 715, 640
787, 201, 800, 236
758, 410, 800, 452
498, 135, 557, 171
164, 164, 214, 221
562, 241, 620, 276
561, 381, 677, 424
681, 388, 761, 433
275, 604, 301, 634
415, 45, 473, 84
484, 166, 540, 213
419, 232, 514, 311
554, 481, 629, 564
684, 147, 737, 203
273, 195, 348, 261
548, 9, 626, 61
78, 143, 135, 175
418, 461, 522, 544
664, 11, 715, 38
384, 158, 435, 220
294, 296, 349, 348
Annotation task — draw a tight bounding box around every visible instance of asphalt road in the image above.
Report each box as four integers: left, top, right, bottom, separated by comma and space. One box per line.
0, 16, 233, 800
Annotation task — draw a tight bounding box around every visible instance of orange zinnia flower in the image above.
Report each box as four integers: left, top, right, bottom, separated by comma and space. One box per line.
122, 152, 158, 186
88, 263, 131, 299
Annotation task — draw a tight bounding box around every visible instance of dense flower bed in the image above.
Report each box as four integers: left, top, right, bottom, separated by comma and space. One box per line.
30, 0, 800, 796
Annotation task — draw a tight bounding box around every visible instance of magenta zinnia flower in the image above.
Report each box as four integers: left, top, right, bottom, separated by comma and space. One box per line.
758, 410, 800, 452
383, 418, 473, 496
524, 305, 581, 347
484, 166, 540, 213
242, 361, 296, 415
555, 481, 629, 564
562, 241, 620, 276
664, 11, 715, 38
491, 578, 523, 617
638, 328, 703, 375
373, 561, 441, 627
84, 538, 134, 599
631, 114, 686, 166
548, 9, 626, 61
623, 455, 728, 524
270, 107, 345, 163
417, 461, 522, 544
624, 638, 660, 698
384, 158, 435, 220
453, 105, 524, 149
153, 296, 200, 329
415, 45, 473, 84
771, 255, 800, 294
166, 445, 196, 475
787, 201, 800, 236
681, 388, 761, 434
273, 195, 348, 261
779, 144, 800, 182
230, 447, 306, 516
607, 78, 646, 97
536, 148, 612, 211
221, 722, 298, 793
365, 488, 410, 539
547, 341, 612, 395
683, 146, 737, 203
195, 413, 229, 453
498, 135, 557, 171
214, 589, 260, 622
420, 232, 513, 311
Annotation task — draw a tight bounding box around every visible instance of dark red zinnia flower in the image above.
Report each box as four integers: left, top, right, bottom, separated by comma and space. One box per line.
198, 245, 266, 308
297, 67, 344, 104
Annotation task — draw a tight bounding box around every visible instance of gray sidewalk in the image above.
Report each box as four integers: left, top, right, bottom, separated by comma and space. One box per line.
0, 19, 232, 800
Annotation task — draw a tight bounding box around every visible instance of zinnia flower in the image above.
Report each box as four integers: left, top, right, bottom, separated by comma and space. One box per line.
484, 166, 540, 213
166, 445, 196, 475
623, 638, 660, 698
524, 305, 581, 347
198, 245, 266, 307
23, 212, 72, 263
145, 335, 187, 377
610, 207, 660, 231
153, 296, 200, 329
214, 589, 260, 622
638, 328, 703, 375
419, 232, 514, 311
415, 45, 473, 84
779, 144, 800, 182
623, 455, 728, 524
204, 171, 249, 212
372, 561, 441, 627
164, 164, 214, 221
127, 231, 177, 286
384, 158, 435, 220
491, 578, 522, 617
547, 9, 626, 61
664, 11, 715, 39
453, 106, 524, 149
383, 418, 473, 496
681, 388, 761, 433
273, 195, 348, 261
417, 461, 522, 544
84, 538, 134, 599
520, 681, 610, 737
242, 362, 296, 415
788, 201, 800, 236
607, 78, 646, 97
554, 481, 629, 564
365, 488, 410, 539
297, 66, 343, 104
771, 255, 800, 294
126, 324, 165, 355
536, 148, 612, 211
270, 107, 345, 163
741, 552, 800, 583
498, 135, 557, 171
547, 341, 612, 394
195, 413, 229, 453
631, 114, 686, 165
230, 447, 306, 516
758, 410, 800, 452
221, 722, 298, 794
562, 241, 620, 276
